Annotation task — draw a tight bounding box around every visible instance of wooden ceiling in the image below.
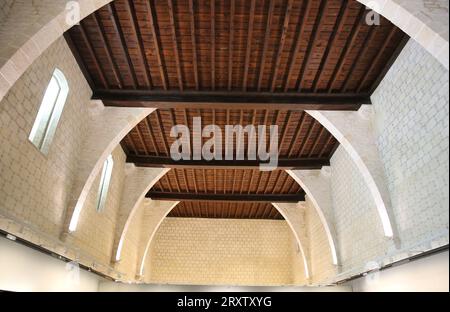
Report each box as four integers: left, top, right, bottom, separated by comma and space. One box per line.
66, 0, 409, 220
168, 201, 284, 219
149, 168, 300, 219
66, 0, 408, 109
123, 108, 338, 165
150, 168, 303, 196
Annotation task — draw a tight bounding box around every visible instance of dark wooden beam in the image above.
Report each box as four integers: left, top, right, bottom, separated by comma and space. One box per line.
78, 22, 108, 89
312, 0, 348, 92
94, 89, 370, 110
64, 32, 95, 91
257, 0, 275, 91
211, 0, 216, 91
327, 6, 366, 92
155, 110, 170, 154
108, 3, 139, 89
341, 26, 377, 92
167, 0, 183, 91
284, 0, 312, 92
145, 0, 168, 90
227, 0, 235, 91
126, 0, 153, 88
271, 0, 294, 92
369, 32, 409, 94
243, 0, 256, 91
92, 12, 123, 88
135, 124, 150, 155
298, 119, 317, 157
288, 112, 306, 157
127, 155, 330, 170
297, 0, 328, 91
188, 0, 199, 90
146, 192, 306, 203
357, 25, 397, 93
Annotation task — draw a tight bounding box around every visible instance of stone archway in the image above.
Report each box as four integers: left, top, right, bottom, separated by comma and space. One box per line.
306, 106, 399, 244
133, 200, 313, 282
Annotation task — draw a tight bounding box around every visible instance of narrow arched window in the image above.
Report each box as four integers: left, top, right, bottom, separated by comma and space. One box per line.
96, 155, 114, 213
29, 68, 69, 154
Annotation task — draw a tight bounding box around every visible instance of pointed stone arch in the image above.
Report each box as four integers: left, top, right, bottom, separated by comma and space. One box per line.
306, 106, 399, 245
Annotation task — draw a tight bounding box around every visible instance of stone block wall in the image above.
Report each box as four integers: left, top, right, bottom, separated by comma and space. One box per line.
145, 218, 305, 286
0, 0, 65, 67
0, 37, 132, 279
372, 39, 449, 251
330, 146, 394, 276
114, 200, 145, 281
324, 40, 448, 281
67, 146, 126, 269
0, 37, 90, 239
305, 198, 336, 285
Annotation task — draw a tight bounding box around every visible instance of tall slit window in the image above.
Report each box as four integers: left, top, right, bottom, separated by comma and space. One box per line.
29, 68, 69, 154
96, 155, 114, 212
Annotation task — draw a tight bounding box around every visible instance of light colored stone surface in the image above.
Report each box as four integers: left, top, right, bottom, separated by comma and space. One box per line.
287, 168, 339, 266
304, 197, 337, 285
0, 37, 90, 241
63, 105, 154, 234
307, 107, 397, 241
0, 0, 65, 66
372, 39, 449, 252
113, 199, 145, 281
330, 146, 394, 278
358, 0, 449, 69
67, 145, 126, 268
137, 200, 180, 278
112, 166, 170, 263
145, 218, 306, 286
0, 0, 114, 103
272, 202, 310, 280
0, 37, 122, 278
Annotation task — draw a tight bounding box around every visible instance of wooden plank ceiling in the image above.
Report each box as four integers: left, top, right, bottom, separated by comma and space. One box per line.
168, 201, 284, 219
124, 108, 338, 166
66, 0, 408, 220
66, 0, 407, 105
151, 168, 302, 220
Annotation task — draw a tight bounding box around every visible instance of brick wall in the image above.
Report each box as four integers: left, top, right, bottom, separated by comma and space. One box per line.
372, 39, 449, 251
145, 218, 305, 286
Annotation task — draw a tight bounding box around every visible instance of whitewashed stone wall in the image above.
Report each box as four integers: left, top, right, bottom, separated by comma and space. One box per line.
372, 39, 449, 251
304, 198, 336, 285
330, 146, 394, 276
